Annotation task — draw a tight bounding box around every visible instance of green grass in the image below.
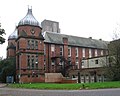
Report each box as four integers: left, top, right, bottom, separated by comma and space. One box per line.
8, 81, 120, 90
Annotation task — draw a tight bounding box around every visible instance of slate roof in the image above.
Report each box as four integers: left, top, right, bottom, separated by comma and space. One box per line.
44, 32, 109, 49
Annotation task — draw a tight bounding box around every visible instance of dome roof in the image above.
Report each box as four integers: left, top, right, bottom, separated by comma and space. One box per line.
18, 8, 40, 26
8, 28, 18, 39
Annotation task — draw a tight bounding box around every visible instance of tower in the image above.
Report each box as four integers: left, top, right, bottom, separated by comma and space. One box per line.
7, 28, 17, 58
16, 8, 45, 83
41, 20, 60, 33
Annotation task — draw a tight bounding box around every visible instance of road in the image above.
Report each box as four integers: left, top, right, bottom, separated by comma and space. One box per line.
0, 87, 120, 96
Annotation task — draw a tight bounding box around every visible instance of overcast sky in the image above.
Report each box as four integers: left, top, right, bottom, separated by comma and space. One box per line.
0, 0, 120, 58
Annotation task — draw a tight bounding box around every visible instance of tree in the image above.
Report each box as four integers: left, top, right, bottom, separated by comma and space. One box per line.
105, 39, 120, 81
0, 23, 5, 44
0, 57, 16, 83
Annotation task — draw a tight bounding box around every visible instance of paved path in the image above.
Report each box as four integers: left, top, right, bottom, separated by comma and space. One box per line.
0, 87, 120, 96
0, 84, 7, 88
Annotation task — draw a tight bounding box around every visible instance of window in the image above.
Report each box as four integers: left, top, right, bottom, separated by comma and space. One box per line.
51, 44, 55, 57
75, 47, 78, 57
101, 50, 103, 56
27, 39, 39, 50
68, 47, 71, 57
51, 44, 55, 52
76, 58, 79, 65
27, 55, 30, 68
76, 58, 79, 69
51, 59, 55, 65
81, 60, 84, 68
82, 48, 85, 58
35, 55, 38, 69
89, 49, 92, 58
31, 56, 34, 69
60, 46, 63, 56
35, 41, 38, 50
31, 40, 34, 50
95, 59, 98, 64
95, 49, 98, 57
27, 40, 30, 49
59, 59, 63, 65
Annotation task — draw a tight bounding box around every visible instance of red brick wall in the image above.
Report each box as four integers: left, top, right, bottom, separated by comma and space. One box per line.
78, 48, 82, 69
7, 39, 16, 58
20, 75, 45, 83
18, 26, 41, 37
16, 25, 44, 83
7, 49, 16, 58
85, 48, 89, 58
63, 45, 68, 59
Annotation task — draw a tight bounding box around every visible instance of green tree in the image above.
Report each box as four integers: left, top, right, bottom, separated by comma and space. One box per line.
0, 57, 16, 83
0, 23, 5, 44
105, 39, 120, 81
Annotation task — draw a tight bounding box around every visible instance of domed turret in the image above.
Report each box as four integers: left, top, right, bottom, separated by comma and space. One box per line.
18, 8, 40, 27
8, 28, 18, 39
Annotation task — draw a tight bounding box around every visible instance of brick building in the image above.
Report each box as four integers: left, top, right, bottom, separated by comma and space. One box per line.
7, 8, 108, 83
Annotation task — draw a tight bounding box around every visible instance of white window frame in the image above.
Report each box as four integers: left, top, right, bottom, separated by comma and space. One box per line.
89, 49, 92, 58
101, 50, 103, 56
82, 48, 85, 58
51, 44, 55, 52
51, 59, 55, 65
60, 46, 63, 56
76, 58, 79, 69
81, 60, 84, 68
95, 49, 98, 57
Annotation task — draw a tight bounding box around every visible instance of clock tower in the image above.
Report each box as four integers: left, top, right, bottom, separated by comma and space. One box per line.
16, 8, 45, 83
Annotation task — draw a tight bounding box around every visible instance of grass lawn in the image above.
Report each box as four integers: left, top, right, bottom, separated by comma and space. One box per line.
8, 81, 120, 90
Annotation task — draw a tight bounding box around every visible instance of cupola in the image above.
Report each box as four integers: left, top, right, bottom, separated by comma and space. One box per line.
18, 7, 40, 27
8, 28, 18, 40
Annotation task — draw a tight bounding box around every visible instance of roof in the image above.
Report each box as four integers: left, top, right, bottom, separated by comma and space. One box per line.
8, 28, 18, 40
44, 32, 109, 49
18, 8, 40, 27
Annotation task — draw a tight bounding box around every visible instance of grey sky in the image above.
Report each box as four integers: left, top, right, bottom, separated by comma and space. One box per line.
0, 0, 120, 58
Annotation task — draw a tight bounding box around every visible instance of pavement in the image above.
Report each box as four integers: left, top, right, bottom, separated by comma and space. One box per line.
1, 88, 120, 96
0, 83, 7, 88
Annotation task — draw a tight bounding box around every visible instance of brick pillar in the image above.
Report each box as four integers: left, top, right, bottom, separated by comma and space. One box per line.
62, 37, 68, 76
63, 37, 68, 59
